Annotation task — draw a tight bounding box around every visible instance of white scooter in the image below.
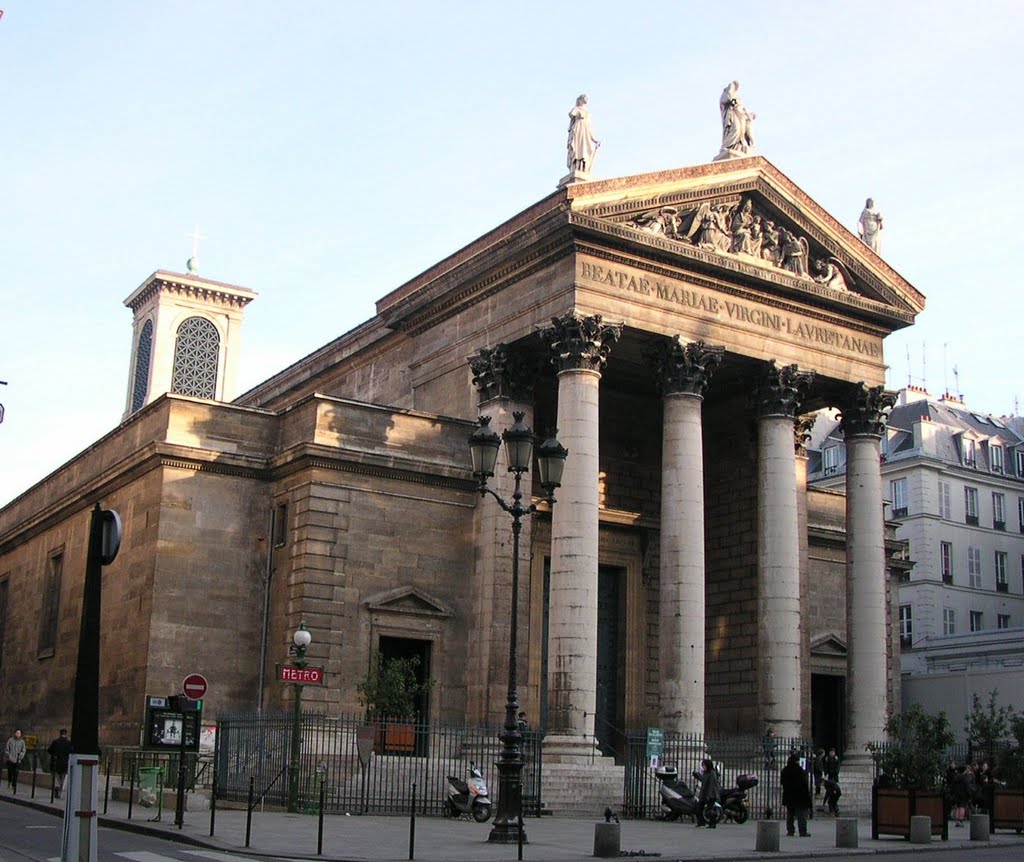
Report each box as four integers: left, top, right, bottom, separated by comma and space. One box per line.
444, 763, 493, 823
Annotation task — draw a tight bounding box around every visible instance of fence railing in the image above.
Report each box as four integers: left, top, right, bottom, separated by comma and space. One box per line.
102, 746, 214, 792
623, 732, 813, 821
215, 712, 543, 816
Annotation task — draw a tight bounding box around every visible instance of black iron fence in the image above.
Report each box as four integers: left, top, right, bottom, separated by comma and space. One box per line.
103, 747, 214, 791
623, 731, 813, 821
215, 712, 543, 816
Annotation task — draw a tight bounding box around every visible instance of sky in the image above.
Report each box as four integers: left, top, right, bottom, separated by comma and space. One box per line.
2, 1, 1023, 507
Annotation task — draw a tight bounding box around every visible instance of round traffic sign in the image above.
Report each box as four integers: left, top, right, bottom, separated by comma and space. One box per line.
182, 673, 209, 700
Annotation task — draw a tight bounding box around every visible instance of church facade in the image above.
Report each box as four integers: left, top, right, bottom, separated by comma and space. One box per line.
0, 157, 923, 760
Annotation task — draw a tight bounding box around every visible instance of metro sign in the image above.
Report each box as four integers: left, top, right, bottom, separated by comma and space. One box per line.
279, 665, 324, 685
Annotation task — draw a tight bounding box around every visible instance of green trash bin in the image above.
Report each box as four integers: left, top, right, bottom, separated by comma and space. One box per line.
138, 767, 164, 821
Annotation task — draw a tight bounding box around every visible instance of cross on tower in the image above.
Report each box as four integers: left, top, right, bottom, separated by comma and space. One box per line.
186, 225, 207, 273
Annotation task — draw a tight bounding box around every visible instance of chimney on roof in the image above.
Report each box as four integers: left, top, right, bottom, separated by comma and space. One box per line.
913, 413, 936, 453
900, 385, 930, 406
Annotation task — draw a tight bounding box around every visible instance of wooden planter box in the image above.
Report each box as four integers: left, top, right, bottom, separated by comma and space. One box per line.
373, 721, 416, 755
989, 786, 1024, 834
872, 786, 948, 840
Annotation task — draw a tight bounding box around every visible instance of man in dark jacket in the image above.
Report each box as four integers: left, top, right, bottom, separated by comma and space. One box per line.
780, 753, 812, 837
47, 729, 72, 799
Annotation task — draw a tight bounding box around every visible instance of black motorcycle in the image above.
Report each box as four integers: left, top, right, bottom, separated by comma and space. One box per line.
720, 772, 758, 824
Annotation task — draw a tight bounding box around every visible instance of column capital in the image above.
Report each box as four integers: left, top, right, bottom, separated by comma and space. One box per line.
757, 360, 814, 418
654, 336, 725, 398
539, 312, 622, 373
794, 414, 816, 456
839, 383, 897, 438
468, 342, 536, 404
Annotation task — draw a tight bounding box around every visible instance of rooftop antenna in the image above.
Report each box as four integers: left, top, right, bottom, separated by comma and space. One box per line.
921, 341, 927, 393
952, 364, 961, 401
905, 345, 912, 387
943, 343, 949, 397
186, 224, 207, 274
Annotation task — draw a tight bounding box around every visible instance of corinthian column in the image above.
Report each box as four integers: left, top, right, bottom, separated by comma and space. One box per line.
655, 337, 723, 735
538, 312, 621, 759
839, 384, 896, 758
757, 361, 814, 738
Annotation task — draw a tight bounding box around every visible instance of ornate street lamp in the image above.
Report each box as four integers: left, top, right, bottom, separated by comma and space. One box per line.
468, 411, 568, 844
287, 621, 312, 813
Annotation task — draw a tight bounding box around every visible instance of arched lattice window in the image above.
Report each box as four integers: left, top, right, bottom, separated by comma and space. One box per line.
171, 316, 220, 399
130, 319, 153, 413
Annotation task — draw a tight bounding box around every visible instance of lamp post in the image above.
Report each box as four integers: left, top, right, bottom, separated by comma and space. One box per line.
287, 621, 312, 814
469, 411, 567, 844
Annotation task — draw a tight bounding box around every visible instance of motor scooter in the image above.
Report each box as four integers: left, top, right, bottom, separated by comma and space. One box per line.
654, 765, 702, 822
720, 772, 758, 823
444, 763, 493, 823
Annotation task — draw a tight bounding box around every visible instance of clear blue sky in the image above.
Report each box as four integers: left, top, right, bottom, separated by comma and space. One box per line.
2, 1, 1022, 506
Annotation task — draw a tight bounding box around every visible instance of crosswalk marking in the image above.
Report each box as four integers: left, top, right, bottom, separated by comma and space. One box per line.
183, 853, 319, 862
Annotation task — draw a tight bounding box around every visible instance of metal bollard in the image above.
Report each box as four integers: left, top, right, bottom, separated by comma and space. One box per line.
518, 812, 524, 861
755, 820, 780, 852
245, 776, 255, 848
909, 815, 931, 843
103, 759, 111, 814
408, 782, 416, 861
317, 777, 326, 855
835, 817, 858, 848
969, 813, 990, 841
209, 769, 217, 837
127, 762, 136, 821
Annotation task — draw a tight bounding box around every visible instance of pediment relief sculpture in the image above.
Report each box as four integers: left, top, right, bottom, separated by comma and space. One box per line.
622, 196, 859, 295
364, 585, 453, 618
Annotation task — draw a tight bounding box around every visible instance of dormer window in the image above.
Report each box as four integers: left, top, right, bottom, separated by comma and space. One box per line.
962, 438, 976, 467
991, 444, 1004, 473
823, 446, 840, 476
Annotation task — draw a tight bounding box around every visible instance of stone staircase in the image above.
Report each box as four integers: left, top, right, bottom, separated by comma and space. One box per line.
540, 759, 625, 818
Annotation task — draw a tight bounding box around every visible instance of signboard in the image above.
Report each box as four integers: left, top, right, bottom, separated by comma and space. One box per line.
646, 727, 664, 760
278, 664, 324, 685
182, 673, 209, 700
143, 695, 201, 751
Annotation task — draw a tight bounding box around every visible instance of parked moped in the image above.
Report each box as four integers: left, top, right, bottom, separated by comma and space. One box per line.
444, 763, 493, 823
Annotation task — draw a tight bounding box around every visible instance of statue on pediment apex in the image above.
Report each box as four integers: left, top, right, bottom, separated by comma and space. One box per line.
567, 94, 601, 174
714, 80, 757, 161
858, 198, 884, 253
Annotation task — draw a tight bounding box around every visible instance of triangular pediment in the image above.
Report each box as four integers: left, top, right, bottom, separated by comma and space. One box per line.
363, 586, 453, 618
566, 157, 924, 323
810, 632, 848, 657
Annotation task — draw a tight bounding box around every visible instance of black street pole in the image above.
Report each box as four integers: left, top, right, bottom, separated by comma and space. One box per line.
71, 504, 104, 756
488, 471, 526, 845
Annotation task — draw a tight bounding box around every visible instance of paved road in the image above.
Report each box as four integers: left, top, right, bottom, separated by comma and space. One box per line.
3, 789, 1024, 862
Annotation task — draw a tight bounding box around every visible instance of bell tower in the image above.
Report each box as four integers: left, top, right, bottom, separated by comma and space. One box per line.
122, 266, 256, 419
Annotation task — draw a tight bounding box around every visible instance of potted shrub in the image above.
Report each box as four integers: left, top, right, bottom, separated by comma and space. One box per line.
967, 692, 1024, 834
356, 652, 433, 755
867, 704, 954, 840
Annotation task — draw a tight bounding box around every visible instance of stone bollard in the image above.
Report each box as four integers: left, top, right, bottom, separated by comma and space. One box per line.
755, 820, 780, 852
593, 822, 621, 858
909, 815, 932, 843
834, 817, 858, 848
969, 813, 990, 841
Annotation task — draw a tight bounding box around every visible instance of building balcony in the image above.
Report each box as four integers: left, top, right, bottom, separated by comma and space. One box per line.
994, 520, 1006, 531
966, 515, 979, 526
997, 582, 1009, 593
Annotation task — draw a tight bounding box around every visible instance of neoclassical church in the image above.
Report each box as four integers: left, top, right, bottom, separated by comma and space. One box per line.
0, 153, 923, 763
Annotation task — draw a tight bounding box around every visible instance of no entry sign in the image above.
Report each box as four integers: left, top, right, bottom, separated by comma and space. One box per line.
182, 673, 209, 700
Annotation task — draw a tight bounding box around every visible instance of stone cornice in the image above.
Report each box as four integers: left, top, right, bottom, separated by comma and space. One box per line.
124, 270, 256, 311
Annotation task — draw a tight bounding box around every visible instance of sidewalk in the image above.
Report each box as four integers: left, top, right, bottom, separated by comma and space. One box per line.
4, 789, 1023, 862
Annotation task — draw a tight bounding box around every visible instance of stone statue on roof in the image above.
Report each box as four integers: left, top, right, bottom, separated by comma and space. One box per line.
714, 81, 756, 161
858, 198, 884, 253
566, 94, 601, 175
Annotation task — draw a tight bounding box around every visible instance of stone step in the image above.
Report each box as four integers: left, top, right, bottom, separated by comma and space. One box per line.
540, 760, 625, 818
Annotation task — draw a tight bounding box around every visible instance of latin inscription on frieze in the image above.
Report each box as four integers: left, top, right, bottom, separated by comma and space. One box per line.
579, 260, 880, 359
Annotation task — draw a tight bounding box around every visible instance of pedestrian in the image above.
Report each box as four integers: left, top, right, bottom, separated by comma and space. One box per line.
694, 758, 722, 828
822, 776, 842, 816
762, 727, 777, 769
812, 748, 824, 800
823, 747, 840, 781
5, 729, 26, 794
952, 764, 976, 826
780, 752, 812, 837
47, 728, 72, 799
517, 712, 528, 733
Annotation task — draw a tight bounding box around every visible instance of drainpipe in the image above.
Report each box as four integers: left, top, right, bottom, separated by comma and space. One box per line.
257, 505, 276, 712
